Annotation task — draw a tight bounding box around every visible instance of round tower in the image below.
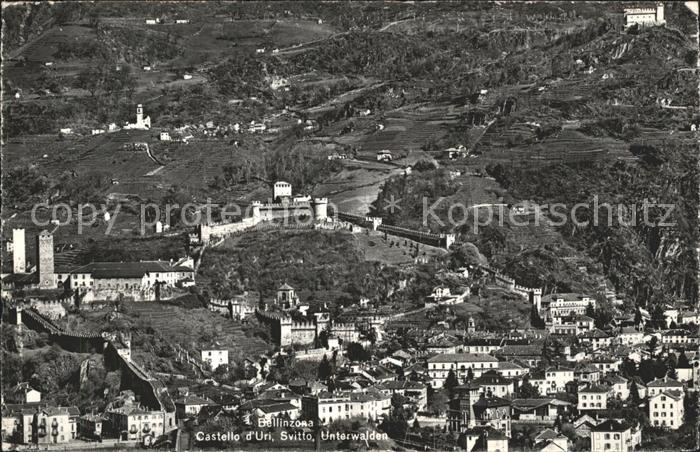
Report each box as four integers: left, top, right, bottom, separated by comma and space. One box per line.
313, 198, 328, 221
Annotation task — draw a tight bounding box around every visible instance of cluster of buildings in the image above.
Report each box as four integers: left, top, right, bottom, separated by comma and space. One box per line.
624, 3, 665, 28
2, 387, 176, 446
2, 229, 195, 304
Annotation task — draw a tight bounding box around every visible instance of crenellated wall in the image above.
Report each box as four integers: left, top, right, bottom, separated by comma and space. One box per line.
477, 264, 542, 309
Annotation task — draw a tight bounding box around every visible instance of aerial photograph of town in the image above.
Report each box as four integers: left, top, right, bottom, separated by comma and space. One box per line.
0, 1, 698, 451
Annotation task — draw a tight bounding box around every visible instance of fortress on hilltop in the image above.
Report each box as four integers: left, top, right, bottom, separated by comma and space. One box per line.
197, 181, 328, 244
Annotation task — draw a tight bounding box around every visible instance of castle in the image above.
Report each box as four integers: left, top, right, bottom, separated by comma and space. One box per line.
254, 284, 387, 347
624, 2, 665, 27
4, 229, 194, 302
197, 181, 329, 244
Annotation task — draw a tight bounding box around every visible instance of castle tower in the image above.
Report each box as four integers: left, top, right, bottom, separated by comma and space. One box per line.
36, 230, 55, 289
273, 181, 292, 202
251, 201, 262, 222
467, 316, 476, 334
136, 104, 144, 126
656, 2, 665, 24
13, 228, 26, 273
532, 288, 543, 314
279, 316, 293, 346
313, 198, 328, 221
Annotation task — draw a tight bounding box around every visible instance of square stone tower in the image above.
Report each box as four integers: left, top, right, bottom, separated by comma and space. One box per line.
36, 230, 55, 289
13, 228, 26, 273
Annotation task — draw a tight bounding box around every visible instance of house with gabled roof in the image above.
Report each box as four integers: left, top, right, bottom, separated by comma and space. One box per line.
591, 419, 641, 452
511, 398, 572, 422
578, 384, 611, 411
533, 428, 570, 452
646, 376, 683, 397
649, 390, 684, 430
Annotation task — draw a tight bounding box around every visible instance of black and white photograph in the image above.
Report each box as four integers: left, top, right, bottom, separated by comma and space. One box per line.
1, 1, 699, 451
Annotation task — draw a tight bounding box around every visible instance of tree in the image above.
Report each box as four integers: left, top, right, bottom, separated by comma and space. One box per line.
585, 303, 595, 318
667, 367, 678, 379
650, 304, 665, 329
634, 307, 643, 327
646, 336, 659, 355
678, 351, 691, 368
444, 370, 459, 396
346, 342, 370, 362
629, 380, 641, 405
518, 378, 540, 398
380, 394, 410, 439
530, 305, 545, 328
465, 368, 474, 383
318, 355, 332, 381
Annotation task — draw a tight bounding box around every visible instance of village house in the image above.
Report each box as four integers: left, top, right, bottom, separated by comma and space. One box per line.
106, 406, 166, 441
646, 376, 684, 397
254, 402, 300, 423
374, 380, 428, 411
603, 374, 629, 400
574, 363, 601, 384
301, 390, 391, 424
493, 344, 544, 367
201, 349, 228, 371
6, 383, 41, 404
590, 420, 642, 452
649, 390, 684, 429
78, 414, 103, 439
533, 429, 570, 452
616, 326, 645, 346
510, 398, 571, 422
661, 329, 699, 346
174, 395, 216, 420
472, 371, 516, 398
590, 356, 621, 374
578, 384, 611, 411
579, 328, 613, 349
494, 361, 528, 379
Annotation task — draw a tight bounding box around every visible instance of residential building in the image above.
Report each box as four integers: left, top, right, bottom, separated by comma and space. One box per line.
427, 353, 499, 388
201, 349, 229, 371
301, 390, 391, 424
533, 429, 570, 452
374, 380, 428, 411
510, 398, 571, 422
106, 407, 166, 441
603, 374, 629, 400
649, 390, 684, 429
577, 384, 610, 411
494, 361, 528, 379
543, 366, 574, 394
6, 383, 41, 404
646, 376, 684, 397
616, 327, 644, 346
578, 329, 612, 350
472, 371, 515, 398
591, 420, 641, 452
174, 395, 216, 419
